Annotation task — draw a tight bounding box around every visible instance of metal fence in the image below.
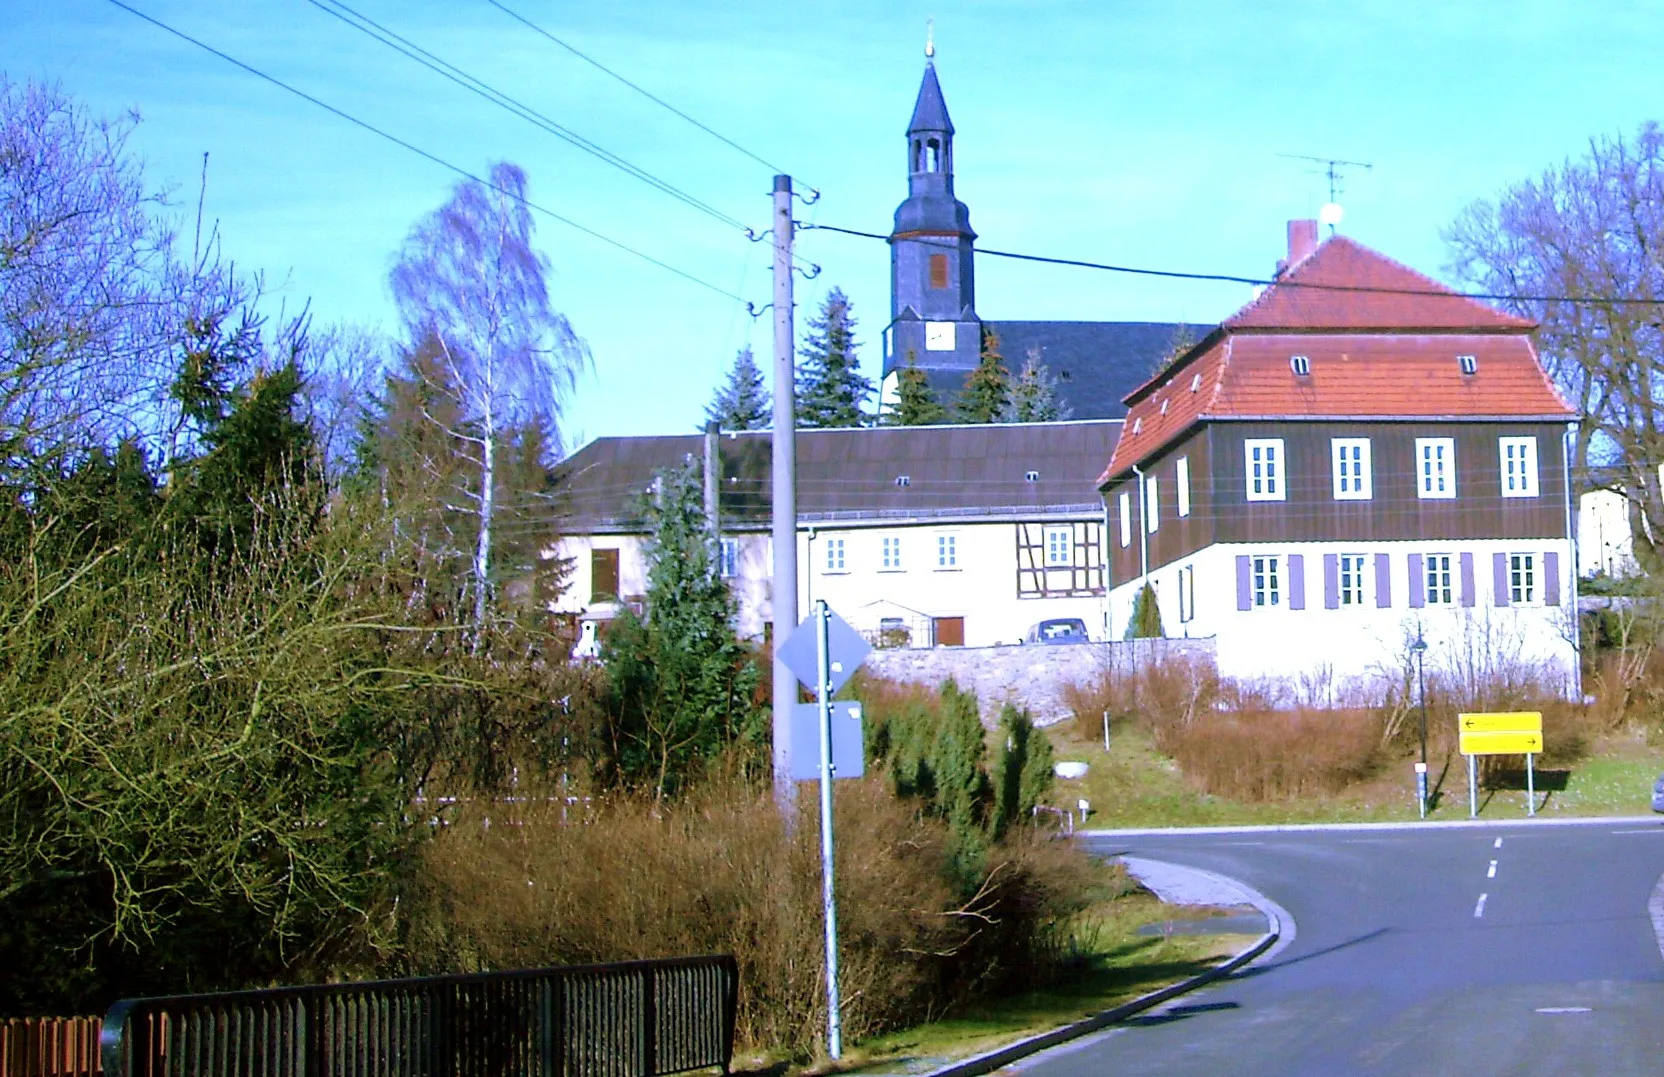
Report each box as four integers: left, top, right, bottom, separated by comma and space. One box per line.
2, 1018, 102, 1077
99, 956, 739, 1077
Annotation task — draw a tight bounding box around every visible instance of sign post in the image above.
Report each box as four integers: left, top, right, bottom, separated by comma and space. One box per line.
775, 603, 871, 1061
1458, 712, 1544, 819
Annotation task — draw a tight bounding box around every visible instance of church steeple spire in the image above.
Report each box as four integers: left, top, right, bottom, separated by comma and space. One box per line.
907, 61, 955, 178
884, 49, 980, 387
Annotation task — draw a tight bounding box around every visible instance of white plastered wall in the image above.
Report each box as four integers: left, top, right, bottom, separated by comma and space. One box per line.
1107, 538, 1579, 699
798, 519, 1109, 647
1577, 488, 1639, 580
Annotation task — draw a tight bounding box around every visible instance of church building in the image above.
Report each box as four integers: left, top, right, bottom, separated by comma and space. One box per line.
880, 55, 1196, 420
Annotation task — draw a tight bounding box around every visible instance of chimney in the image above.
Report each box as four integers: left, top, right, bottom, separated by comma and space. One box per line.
1288, 218, 1319, 266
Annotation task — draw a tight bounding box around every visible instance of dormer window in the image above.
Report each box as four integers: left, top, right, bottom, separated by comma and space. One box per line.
1458, 354, 1478, 375
1160, 399, 1169, 415
1190, 373, 1201, 392
895, 475, 911, 487
1132, 418, 1142, 434
1290, 354, 1311, 376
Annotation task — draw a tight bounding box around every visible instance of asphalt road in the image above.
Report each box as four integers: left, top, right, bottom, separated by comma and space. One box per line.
1029, 819, 1664, 1076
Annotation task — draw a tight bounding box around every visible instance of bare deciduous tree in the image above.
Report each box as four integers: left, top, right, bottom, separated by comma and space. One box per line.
1445, 122, 1664, 569
389, 162, 588, 636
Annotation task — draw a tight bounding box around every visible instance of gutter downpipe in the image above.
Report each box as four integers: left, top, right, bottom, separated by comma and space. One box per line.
1132, 462, 1150, 589
1564, 422, 1582, 701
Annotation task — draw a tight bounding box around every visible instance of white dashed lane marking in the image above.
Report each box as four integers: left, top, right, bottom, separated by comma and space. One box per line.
1487, 860, 1497, 879
1475, 893, 1489, 918
1494, 837, 1503, 849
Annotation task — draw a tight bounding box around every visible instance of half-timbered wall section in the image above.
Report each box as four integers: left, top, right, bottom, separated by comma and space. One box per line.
1016, 521, 1104, 597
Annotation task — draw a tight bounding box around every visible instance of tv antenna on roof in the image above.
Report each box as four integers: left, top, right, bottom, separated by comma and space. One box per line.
1277, 153, 1373, 234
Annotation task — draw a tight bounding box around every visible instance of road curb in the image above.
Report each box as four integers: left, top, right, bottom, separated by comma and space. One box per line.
1649, 872, 1664, 966
1078, 815, 1663, 838
902, 860, 1286, 1077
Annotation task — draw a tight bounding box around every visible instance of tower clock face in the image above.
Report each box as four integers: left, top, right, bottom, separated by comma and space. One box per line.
925, 321, 956, 351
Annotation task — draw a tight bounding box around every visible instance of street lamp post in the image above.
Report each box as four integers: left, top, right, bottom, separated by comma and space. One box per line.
1411, 633, 1429, 818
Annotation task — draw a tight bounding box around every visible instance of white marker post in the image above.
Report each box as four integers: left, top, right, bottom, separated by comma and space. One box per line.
814, 599, 842, 1059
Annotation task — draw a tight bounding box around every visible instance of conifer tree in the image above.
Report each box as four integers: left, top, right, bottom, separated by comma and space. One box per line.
602, 461, 765, 798
954, 326, 1011, 424
991, 704, 1055, 838
1125, 582, 1165, 639
889, 350, 948, 425
796, 288, 872, 428
704, 346, 769, 430
1003, 347, 1071, 423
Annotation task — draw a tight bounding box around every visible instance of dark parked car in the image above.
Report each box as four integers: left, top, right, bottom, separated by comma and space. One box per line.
1652, 773, 1664, 813
1026, 617, 1090, 644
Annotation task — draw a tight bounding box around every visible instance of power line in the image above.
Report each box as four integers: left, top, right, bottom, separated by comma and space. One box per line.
805, 223, 1664, 308
482, 0, 810, 192
304, 0, 749, 234
104, 0, 747, 303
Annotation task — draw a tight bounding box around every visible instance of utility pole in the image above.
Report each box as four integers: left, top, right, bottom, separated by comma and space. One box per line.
770, 175, 797, 810
703, 420, 721, 565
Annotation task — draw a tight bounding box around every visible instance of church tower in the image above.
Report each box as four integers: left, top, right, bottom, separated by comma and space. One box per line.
883, 50, 981, 390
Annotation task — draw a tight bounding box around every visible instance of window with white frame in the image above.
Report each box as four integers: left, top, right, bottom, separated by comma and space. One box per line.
1176, 457, 1191, 517
825, 537, 846, 572
1424, 553, 1454, 605
881, 535, 903, 570
1510, 552, 1537, 603
1331, 437, 1373, 500
1416, 438, 1456, 499
1146, 476, 1160, 533
719, 537, 739, 578
1500, 436, 1540, 498
1045, 525, 1073, 566
1178, 564, 1195, 623
1252, 555, 1281, 608
1339, 553, 1369, 606
1118, 492, 1131, 548
936, 533, 958, 569
1245, 439, 1285, 501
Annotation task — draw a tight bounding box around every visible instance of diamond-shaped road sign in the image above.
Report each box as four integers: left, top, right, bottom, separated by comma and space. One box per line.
776, 607, 872, 696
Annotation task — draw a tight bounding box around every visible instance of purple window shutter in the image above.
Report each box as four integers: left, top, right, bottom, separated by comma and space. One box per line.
1375, 553, 1392, 607
1493, 552, 1511, 607
1545, 551, 1561, 605
1408, 554, 1425, 608
1288, 554, 1306, 610
1323, 554, 1340, 609
1236, 555, 1252, 611
1460, 552, 1476, 608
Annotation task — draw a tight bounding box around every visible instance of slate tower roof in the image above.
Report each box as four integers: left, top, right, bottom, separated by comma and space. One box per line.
907, 62, 955, 135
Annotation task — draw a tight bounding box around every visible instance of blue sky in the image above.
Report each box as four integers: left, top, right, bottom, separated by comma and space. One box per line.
7, 1, 1663, 449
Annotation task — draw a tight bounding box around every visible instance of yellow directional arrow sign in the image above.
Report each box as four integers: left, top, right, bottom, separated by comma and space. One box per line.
1458, 711, 1542, 734
1459, 730, 1544, 755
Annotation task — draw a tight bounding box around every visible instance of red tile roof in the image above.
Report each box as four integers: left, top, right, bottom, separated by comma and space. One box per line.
1099, 234, 1564, 486
1224, 235, 1535, 333
1102, 334, 1573, 483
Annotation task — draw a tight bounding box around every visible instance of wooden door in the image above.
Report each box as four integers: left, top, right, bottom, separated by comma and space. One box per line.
932, 616, 965, 647
591, 548, 620, 601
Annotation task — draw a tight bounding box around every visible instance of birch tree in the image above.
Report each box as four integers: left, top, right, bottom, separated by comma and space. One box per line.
389, 162, 587, 636
1445, 123, 1664, 568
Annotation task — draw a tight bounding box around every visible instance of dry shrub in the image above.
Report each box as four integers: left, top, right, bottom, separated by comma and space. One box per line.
403, 775, 1108, 1057
1159, 707, 1385, 800
1065, 658, 1384, 801
1065, 656, 1612, 801
1063, 655, 1221, 743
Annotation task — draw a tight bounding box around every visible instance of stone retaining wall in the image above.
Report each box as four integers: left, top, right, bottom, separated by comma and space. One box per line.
862, 637, 1218, 726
